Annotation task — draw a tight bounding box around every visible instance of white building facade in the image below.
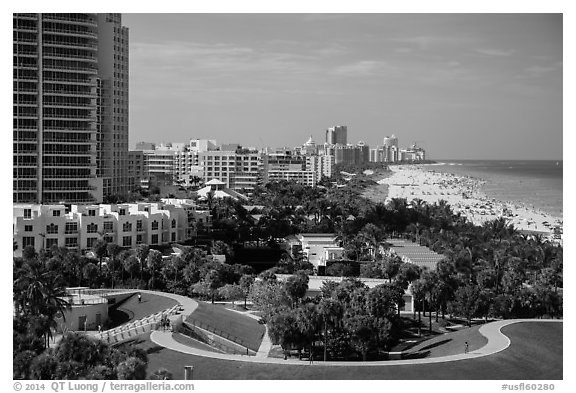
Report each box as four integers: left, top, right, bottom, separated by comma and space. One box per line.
13, 199, 210, 257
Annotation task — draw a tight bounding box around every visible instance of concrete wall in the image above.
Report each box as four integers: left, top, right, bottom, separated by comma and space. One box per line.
56, 302, 109, 332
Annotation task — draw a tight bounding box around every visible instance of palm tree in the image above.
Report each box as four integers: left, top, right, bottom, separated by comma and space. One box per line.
318, 297, 342, 361
135, 244, 149, 283
14, 261, 70, 348
106, 243, 122, 288
93, 239, 108, 272
410, 279, 426, 336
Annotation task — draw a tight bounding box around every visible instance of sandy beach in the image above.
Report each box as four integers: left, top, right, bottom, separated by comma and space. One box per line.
371, 165, 563, 243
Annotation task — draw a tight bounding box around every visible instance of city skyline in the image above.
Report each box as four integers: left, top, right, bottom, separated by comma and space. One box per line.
125, 13, 562, 160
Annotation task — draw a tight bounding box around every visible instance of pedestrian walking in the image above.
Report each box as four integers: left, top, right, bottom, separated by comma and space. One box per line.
309, 348, 314, 365
98, 325, 102, 334
464, 341, 469, 354
138, 293, 142, 303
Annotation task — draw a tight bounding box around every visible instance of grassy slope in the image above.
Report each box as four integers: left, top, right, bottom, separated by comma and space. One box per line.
171, 333, 223, 353
186, 302, 265, 351
110, 293, 178, 326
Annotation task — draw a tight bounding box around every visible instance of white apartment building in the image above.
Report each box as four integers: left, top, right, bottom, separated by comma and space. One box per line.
197, 150, 261, 193
13, 199, 211, 257
370, 145, 399, 163
261, 150, 317, 187
370, 134, 402, 163
399, 144, 426, 161
266, 169, 317, 186
173, 150, 202, 186
138, 137, 336, 191
306, 154, 334, 180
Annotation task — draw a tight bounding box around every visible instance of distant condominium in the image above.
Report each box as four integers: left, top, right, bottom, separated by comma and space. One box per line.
197, 148, 261, 194
132, 135, 337, 191
130, 129, 426, 192
13, 13, 129, 204
326, 141, 370, 165
369, 134, 426, 163
325, 125, 347, 145
261, 148, 316, 186
370, 134, 399, 163
13, 199, 210, 257
134, 140, 261, 193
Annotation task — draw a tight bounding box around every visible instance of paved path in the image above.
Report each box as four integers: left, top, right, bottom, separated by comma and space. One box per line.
150, 319, 561, 366
135, 289, 199, 319
255, 325, 273, 358
50, 289, 199, 348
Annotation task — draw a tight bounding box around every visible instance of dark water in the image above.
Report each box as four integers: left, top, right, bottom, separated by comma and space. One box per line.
423, 160, 563, 218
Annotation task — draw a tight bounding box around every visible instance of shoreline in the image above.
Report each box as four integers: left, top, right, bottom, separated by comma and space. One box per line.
364, 165, 562, 242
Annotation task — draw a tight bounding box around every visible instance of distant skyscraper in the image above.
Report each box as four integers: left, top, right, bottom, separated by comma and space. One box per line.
383, 134, 398, 148
326, 125, 347, 145
382, 134, 399, 162
330, 142, 370, 165
13, 13, 129, 204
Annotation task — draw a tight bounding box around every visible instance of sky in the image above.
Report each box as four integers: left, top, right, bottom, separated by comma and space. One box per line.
123, 13, 562, 160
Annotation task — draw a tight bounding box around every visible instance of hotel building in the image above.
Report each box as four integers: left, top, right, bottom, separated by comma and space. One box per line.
13, 13, 129, 204
325, 142, 370, 165
399, 144, 426, 161
96, 14, 130, 198
197, 149, 261, 194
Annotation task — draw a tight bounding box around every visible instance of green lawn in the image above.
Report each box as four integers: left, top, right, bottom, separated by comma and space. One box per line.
109, 293, 179, 327
132, 321, 562, 380
186, 301, 265, 351
171, 332, 223, 353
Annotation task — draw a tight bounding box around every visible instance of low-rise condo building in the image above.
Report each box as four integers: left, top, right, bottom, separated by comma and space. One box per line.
13, 199, 210, 257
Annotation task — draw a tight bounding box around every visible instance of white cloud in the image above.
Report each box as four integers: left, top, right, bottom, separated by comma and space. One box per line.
331, 60, 396, 77
390, 35, 477, 48
524, 65, 560, 77
394, 47, 414, 54
130, 40, 324, 87
474, 48, 515, 57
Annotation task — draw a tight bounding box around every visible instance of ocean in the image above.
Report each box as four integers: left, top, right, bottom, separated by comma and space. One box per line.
422, 160, 563, 219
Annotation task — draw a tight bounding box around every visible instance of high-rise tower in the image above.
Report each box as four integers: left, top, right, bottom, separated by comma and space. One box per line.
325, 125, 347, 145
13, 13, 129, 204
96, 13, 129, 197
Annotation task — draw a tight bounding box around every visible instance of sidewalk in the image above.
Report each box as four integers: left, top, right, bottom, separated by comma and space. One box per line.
150, 319, 562, 367
136, 289, 199, 319
50, 289, 199, 348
